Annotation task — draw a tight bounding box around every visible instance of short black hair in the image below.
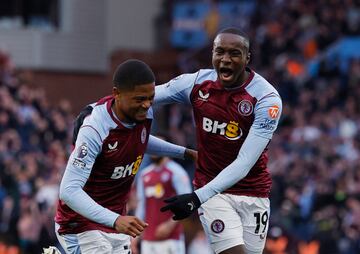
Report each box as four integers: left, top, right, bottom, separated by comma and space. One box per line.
113, 59, 155, 90
217, 27, 250, 50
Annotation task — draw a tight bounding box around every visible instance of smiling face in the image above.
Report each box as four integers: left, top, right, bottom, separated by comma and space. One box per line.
212, 33, 250, 88
112, 82, 155, 123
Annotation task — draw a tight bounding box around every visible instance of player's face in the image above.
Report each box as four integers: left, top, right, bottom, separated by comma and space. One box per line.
113, 82, 155, 123
212, 33, 250, 87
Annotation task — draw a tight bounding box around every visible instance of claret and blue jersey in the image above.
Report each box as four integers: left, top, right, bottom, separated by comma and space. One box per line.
55, 96, 152, 234
155, 68, 282, 198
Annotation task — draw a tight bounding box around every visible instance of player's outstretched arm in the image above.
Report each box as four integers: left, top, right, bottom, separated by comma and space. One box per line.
113, 215, 148, 238
159, 133, 269, 221
146, 135, 197, 160
154, 72, 199, 105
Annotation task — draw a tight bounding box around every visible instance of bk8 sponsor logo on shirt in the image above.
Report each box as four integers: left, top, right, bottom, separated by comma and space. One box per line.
202, 117, 242, 140
110, 155, 143, 179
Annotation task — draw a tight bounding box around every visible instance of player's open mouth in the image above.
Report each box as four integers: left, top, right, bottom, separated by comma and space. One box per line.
219, 67, 234, 81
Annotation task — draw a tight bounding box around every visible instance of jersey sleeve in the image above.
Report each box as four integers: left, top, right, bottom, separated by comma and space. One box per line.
194, 132, 270, 203
59, 125, 120, 228
154, 72, 199, 105
252, 93, 282, 139
146, 135, 186, 159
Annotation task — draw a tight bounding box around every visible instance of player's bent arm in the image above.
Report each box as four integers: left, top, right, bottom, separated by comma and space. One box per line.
146, 135, 186, 159
59, 126, 119, 228
194, 132, 270, 203
60, 167, 120, 228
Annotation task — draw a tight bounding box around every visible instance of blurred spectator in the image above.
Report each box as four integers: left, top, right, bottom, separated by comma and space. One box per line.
17, 197, 42, 254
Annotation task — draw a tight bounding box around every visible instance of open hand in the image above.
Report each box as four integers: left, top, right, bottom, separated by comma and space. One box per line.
114, 216, 148, 238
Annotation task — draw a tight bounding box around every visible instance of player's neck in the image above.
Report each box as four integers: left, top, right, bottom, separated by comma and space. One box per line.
111, 103, 135, 127
240, 69, 250, 85
224, 70, 250, 89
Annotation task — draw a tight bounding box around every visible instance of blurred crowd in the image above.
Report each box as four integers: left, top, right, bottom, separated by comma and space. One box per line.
0, 50, 73, 253
0, 0, 359, 254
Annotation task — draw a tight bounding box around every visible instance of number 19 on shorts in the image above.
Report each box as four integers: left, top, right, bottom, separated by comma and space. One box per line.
254, 211, 268, 234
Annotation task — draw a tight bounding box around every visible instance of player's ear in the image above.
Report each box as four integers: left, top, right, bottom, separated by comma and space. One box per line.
246, 52, 251, 64
112, 87, 120, 97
